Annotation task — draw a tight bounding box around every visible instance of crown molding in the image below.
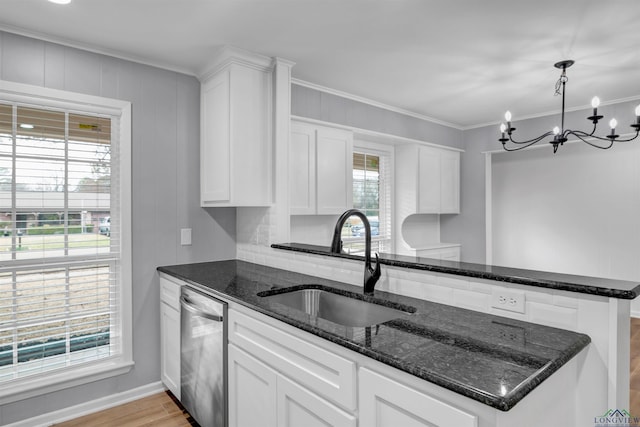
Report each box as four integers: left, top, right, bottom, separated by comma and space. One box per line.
197, 45, 274, 81
0, 25, 197, 77
465, 95, 640, 131
291, 78, 464, 131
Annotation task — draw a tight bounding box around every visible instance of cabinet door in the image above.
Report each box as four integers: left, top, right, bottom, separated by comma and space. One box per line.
290, 123, 317, 214
200, 50, 273, 207
316, 126, 353, 215
277, 375, 356, 427
440, 150, 460, 213
201, 70, 231, 205
160, 302, 180, 399
359, 368, 477, 427
229, 63, 272, 206
417, 146, 441, 213
229, 344, 277, 427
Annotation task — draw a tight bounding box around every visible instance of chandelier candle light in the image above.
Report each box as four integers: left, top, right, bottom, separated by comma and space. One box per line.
499, 60, 640, 153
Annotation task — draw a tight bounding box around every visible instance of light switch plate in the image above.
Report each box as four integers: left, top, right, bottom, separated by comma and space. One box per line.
180, 228, 192, 246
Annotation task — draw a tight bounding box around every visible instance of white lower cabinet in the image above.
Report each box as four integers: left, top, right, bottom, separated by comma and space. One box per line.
359, 367, 477, 427
277, 375, 356, 427
228, 344, 277, 427
228, 306, 481, 427
159, 274, 182, 399
228, 343, 355, 427
160, 302, 180, 397
228, 305, 480, 427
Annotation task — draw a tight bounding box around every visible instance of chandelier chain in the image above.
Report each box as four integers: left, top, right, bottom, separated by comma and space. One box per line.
554, 70, 568, 97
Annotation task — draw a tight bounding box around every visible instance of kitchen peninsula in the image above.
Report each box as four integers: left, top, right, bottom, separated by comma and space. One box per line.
159, 249, 638, 427
236, 240, 637, 427
272, 242, 640, 298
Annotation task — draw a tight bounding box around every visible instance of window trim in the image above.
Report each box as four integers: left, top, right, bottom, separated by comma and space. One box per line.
0, 80, 132, 405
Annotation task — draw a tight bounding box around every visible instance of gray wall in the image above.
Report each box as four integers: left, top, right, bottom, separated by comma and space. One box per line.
292, 83, 463, 149
440, 125, 493, 263
0, 31, 236, 424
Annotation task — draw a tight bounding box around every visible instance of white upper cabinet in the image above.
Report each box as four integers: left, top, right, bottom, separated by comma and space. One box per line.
439, 149, 460, 213
417, 146, 441, 213
199, 47, 273, 207
290, 123, 316, 214
290, 121, 353, 215
397, 144, 460, 214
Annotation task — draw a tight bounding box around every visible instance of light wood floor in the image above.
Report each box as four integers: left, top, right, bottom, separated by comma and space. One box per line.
54, 319, 640, 426
52, 391, 197, 427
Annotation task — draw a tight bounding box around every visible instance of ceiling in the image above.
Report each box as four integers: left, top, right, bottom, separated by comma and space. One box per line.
0, 0, 639, 129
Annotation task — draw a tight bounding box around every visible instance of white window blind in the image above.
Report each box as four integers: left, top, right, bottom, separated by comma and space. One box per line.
0, 102, 121, 383
342, 149, 393, 255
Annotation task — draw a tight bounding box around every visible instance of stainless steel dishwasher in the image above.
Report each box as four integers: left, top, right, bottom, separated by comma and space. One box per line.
180, 286, 227, 427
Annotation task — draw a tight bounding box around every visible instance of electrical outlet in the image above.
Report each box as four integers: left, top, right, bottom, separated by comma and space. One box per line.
491, 288, 525, 314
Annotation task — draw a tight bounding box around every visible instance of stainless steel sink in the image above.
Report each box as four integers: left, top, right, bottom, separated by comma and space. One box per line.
259, 287, 414, 327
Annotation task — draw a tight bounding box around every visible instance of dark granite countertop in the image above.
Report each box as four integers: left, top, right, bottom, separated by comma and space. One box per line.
272, 242, 640, 299
157, 259, 590, 412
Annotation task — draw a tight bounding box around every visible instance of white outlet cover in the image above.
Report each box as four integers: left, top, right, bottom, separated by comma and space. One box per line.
491, 288, 526, 314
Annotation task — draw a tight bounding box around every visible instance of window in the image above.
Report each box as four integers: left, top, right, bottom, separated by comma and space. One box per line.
0, 82, 131, 404
342, 143, 393, 255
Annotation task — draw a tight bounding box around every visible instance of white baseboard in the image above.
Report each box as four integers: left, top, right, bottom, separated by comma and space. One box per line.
632, 310, 640, 319
5, 381, 166, 427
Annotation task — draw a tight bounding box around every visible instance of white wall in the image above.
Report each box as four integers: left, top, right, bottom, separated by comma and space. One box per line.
0, 31, 236, 424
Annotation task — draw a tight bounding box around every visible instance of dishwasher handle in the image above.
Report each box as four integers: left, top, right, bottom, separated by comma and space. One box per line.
180, 295, 224, 322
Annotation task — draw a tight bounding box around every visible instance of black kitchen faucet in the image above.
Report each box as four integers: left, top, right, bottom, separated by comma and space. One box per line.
330, 209, 381, 295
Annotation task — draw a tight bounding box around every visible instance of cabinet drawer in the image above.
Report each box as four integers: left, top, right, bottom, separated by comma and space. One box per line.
159, 275, 182, 310
229, 309, 357, 411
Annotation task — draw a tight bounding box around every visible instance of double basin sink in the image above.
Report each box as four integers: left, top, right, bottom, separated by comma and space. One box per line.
257, 285, 416, 327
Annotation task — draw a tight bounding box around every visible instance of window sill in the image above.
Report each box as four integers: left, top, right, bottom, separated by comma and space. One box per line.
0, 358, 134, 405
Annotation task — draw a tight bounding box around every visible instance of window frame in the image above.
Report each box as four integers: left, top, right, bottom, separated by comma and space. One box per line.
342, 139, 394, 254
0, 80, 132, 404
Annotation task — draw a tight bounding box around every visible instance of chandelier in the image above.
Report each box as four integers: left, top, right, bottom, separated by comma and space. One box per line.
499, 60, 640, 153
